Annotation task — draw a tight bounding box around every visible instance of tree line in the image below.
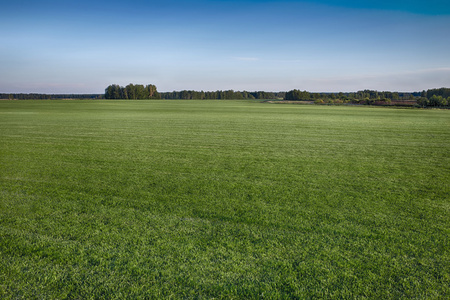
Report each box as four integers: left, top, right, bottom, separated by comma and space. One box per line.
104, 84, 285, 100
159, 90, 285, 100
284, 88, 449, 107
2, 85, 449, 108
417, 88, 450, 107
0, 93, 103, 100
285, 89, 415, 101
105, 84, 160, 99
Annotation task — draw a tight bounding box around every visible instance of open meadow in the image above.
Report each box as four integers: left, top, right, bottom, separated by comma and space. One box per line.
1, 100, 449, 298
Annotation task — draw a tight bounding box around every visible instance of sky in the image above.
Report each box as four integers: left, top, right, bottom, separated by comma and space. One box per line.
1, 0, 449, 93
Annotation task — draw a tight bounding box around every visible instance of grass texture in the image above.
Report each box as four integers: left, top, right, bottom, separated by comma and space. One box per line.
1, 100, 449, 298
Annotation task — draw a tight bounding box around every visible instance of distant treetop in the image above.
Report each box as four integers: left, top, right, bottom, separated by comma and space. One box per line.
105, 84, 160, 99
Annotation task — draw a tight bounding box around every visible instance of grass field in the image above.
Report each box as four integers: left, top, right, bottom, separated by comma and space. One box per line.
1, 100, 449, 298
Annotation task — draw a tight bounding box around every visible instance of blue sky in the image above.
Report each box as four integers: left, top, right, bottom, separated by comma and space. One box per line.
1, 0, 449, 93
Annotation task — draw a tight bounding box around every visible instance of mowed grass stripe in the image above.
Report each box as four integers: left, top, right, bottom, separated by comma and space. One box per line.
1, 100, 449, 298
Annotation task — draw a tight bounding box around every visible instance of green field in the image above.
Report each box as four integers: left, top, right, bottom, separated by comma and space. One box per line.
1, 100, 449, 298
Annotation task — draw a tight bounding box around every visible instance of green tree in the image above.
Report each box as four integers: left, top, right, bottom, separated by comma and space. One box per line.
429, 95, 446, 107
112, 84, 121, 99
417, 97, 428, 107
285, 89, 310, 100
105, 84, 121, 99
125, 84, 136, 99
134, 85, 145, 99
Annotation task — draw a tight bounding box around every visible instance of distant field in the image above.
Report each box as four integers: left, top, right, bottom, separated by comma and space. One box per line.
1, 100, 449, 298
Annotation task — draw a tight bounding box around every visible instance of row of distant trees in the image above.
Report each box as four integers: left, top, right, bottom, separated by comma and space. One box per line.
0, 93, 102, 100
160, 90, 285, 100
104, 84, 285, 100
285, 89, 415, 101
417, 88, 450, 107
417, 95, 450, 107
105, 84, 160, 99
2, 85, 449, 108
284, 88, 450, 107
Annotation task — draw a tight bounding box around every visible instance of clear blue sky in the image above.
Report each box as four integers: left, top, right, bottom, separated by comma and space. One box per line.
1, 0, 449, 93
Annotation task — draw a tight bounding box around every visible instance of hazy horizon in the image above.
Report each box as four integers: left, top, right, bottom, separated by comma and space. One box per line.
1, 0, 450, 94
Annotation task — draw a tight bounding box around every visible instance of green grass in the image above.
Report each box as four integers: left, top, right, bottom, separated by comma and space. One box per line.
1, 100, 449, 299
